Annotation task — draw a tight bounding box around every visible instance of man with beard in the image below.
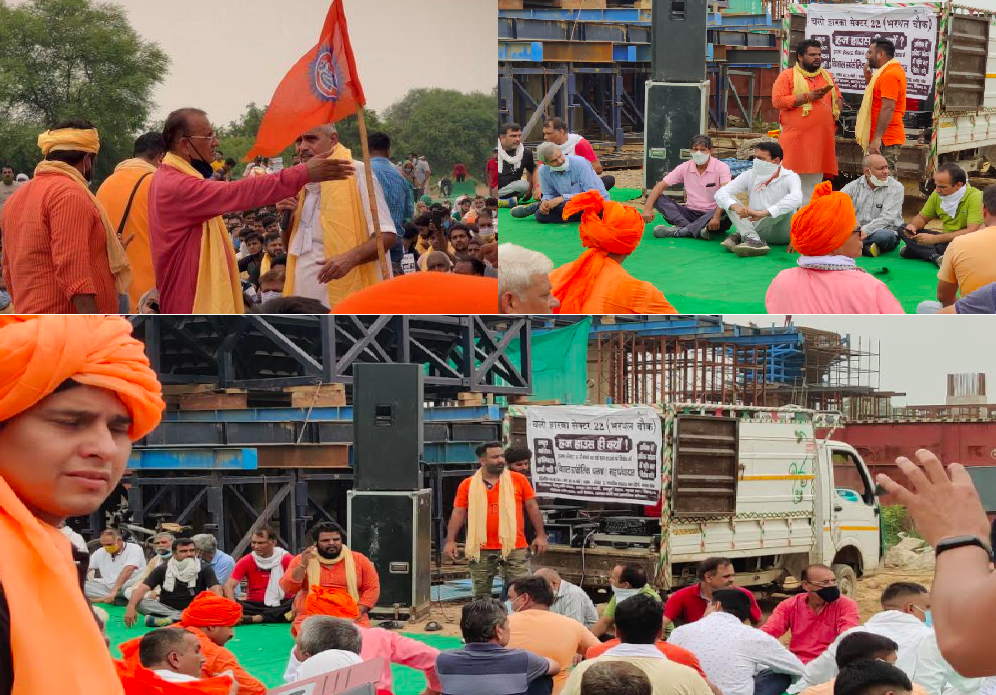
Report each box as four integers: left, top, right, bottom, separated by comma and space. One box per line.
0, 315, 165, 695
444, 442, 549, 599
496, 123, 538, 205
224, 525, 295, 624
124, 537, 223, 628
0, 119, 130, 313
772, 40, 843, 204
280, 521, 381, 636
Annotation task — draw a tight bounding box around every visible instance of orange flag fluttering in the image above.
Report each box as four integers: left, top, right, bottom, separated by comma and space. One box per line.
245, 0, 366, 159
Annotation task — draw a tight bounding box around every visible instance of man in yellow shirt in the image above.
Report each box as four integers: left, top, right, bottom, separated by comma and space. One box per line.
935, 184, 996, 306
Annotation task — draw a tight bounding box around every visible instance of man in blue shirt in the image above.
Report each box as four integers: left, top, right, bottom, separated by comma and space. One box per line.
368, 132, 415, 266
191, 533, 235, 587
525, 141, 609, 224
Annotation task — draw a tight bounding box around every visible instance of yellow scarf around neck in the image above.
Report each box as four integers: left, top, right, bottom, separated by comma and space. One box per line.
306, 545, 359, 601
33, 159, 132, 295
465, 467, 518, 561
792, 64, 840, 119
115, 158, 157, 175
160, 152, 245, 314
856, 58, 901, 151
283, 143, 382, 307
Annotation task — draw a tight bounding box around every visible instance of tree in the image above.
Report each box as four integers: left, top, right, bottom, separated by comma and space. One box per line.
0, 0, 168, 186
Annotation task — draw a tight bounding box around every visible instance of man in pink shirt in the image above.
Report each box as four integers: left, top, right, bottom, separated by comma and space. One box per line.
542, 117, 615, 191
284, 616, 442, 695
641, 134, 732, 240
148, 107, 355, 314
761, 563, 860, 663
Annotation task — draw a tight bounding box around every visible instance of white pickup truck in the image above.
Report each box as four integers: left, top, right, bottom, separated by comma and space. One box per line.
506, 403, 882, 596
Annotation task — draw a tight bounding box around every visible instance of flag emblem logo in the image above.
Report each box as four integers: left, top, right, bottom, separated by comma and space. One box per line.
312, 46, 340, 102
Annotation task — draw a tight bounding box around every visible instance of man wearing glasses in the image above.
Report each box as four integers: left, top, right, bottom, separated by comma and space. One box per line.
761, 564, 860, 663
148, 107, 355, 314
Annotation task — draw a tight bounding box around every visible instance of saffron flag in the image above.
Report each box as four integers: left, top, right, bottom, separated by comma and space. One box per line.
245, 0, 366, 159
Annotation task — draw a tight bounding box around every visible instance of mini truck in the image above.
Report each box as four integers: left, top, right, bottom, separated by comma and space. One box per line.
505, 403, 882, 596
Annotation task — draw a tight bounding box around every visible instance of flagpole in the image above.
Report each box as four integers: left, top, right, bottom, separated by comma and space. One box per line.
356, 108, 391, 282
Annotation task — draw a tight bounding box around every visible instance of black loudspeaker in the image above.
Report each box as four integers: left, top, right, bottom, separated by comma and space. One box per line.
348, 489, 431, 619
651, 0, 708, 83
353, 363, 424, 491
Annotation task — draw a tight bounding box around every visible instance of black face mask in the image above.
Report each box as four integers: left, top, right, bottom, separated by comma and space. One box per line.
186, 139, 216, 179
816, 586, 841, 603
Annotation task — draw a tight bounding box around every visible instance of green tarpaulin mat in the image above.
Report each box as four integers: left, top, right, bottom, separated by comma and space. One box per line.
498, 187, 938, 313
101, 605, 461, 693
508, 317, 591, 404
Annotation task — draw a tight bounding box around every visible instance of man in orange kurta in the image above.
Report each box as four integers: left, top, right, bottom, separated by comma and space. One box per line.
96, 133, 165, 312
772, 40, 843, 206
280, 521, 381, 636
549, 190, 677, 314
118, 591, 267, 695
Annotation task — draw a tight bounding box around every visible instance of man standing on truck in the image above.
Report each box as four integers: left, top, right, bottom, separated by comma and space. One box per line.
857, 38, 907, 175
772, 39, 843, 206
760, 563, 860, 664
444, 441, 549, 599
662, 557, 764, 630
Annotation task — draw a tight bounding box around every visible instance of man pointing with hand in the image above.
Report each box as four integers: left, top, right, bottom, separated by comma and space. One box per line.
149, 107, 356, 314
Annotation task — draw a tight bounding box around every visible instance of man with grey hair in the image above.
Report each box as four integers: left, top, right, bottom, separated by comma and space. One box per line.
513, 141, 608, 223
191, 533, 236, 586
274, 124, 398, 309
126, 531, 176, 601
840, 153, 904, 257
534, 568, 599, 628
497, 243, 558, 313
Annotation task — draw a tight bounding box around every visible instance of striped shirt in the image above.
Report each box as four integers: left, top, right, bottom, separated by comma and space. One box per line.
0, 173, 117, 313
371, 156, 414, 263
436, 643, 550, 695
550, 580, 598, 628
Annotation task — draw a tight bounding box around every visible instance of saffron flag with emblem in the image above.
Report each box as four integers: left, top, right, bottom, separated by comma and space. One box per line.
245, 0, 365, 159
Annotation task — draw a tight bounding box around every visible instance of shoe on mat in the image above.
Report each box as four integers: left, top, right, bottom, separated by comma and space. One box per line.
653, 224, 677, 238
867, 243, 880, 257
145, 615, 176, 628
932, 254, 943, 267
698, 229, 712, 241
720, 232, 743, 252
510, 202, 540, 218
899, 246, 912, 259
425, 621, 443, 632
733, 237, 770, 257
496, 198, 513, 209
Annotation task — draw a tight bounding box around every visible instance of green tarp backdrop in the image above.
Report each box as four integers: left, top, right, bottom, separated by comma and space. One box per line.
509, 318, 591, 404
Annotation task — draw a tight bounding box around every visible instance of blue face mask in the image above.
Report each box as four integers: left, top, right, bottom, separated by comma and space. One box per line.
924, 609, 933, 628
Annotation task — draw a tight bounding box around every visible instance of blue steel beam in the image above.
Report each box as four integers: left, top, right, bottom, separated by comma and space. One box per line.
160, 404, 504, 423
500, 8, 652, 23
499, 41, 544, 62
129, 448, 258, 470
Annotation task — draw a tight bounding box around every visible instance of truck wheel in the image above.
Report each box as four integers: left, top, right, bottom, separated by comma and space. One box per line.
832, 563, 858, 597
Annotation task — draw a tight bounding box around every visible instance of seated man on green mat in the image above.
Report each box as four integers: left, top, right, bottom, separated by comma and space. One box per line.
899, 162, 983, 267
496, 122, 538, 205
643, 134, 732, 241
514, 141, 609, 224
714, 142, 803, 257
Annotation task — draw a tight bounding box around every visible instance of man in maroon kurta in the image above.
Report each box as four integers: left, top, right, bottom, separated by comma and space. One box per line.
148, 108, 354, 314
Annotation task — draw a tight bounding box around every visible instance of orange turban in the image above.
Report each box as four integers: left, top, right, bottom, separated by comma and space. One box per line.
552, 190, 645, 313
115, 659, 235, 695
177, 591, 244, 627
305, 585, 360, 620
789, 181, 857, 257
333, 273, 500, 313
0, 315, 164, 439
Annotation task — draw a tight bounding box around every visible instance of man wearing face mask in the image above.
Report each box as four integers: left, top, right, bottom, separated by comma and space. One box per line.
761, 564, 860, 664
715, 142, 803, 257
526, 141, 609, 224
839, 154, 904, 257
0, 119, 130, 314
900, 163, 983, 267
148, 108, 356, 314
591, 563, 660, 638
124, 537, 223, 628
643, 134, 732, 240
125, 532, 176, 604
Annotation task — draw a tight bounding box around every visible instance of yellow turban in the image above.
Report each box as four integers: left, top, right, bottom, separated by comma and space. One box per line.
37, 127, 101, 156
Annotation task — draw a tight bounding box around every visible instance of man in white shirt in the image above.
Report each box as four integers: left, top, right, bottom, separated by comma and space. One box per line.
714, 142, 803, 257
535, 568, 599, 628
277, 124, 397, 309
668, 588, 805, 695
789, 583, 944, 694
840, 154, 905, 257
915, 631, 984, 695
85, 528, 146, 603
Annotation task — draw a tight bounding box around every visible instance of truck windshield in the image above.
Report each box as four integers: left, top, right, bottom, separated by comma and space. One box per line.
832, 450, 875, 505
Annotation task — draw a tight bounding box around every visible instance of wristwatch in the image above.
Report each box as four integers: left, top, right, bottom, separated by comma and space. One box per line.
934, 535, 994, 562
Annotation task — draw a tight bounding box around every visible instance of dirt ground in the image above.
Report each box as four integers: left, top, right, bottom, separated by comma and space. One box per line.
391, 567, 935, 640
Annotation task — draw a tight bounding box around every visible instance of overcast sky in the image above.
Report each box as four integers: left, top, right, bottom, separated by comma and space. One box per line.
721, 316, 995, 406
12, 0, 495, 125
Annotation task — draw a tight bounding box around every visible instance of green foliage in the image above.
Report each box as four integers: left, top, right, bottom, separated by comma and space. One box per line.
0, 0, 168, 186
881, 505, 922, 550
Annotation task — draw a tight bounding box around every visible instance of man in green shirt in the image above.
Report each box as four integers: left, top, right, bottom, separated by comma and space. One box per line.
900, 162, 983, 266
591, 562, 660, 638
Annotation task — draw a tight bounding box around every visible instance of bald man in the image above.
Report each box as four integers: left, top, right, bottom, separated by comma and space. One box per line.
535, 568, 598, 628
839, 154, 905, 257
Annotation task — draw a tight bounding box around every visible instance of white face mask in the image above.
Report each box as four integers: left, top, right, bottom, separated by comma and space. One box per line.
691, 152, 710, 166
869, 174, 890, 188
612, 586, 640, 602
548, 162, 568, 173
752, 159, 778, 179
260, 291, 282, 304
